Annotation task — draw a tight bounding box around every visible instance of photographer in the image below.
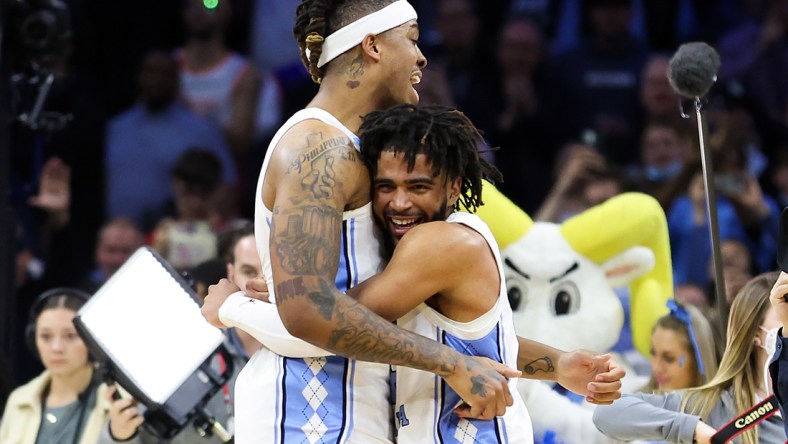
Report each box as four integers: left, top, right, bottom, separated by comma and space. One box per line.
769, 271, 788, 436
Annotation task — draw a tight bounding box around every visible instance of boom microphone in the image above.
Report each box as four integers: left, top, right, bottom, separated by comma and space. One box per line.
667, 42, 721, 98
668, 41, 729, 330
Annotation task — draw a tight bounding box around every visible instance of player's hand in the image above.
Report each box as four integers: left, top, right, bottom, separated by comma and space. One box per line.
245, 277, 271, 302
557, 351, 624, 405
202, 278, 241, 328
448, 355, 520, 420
769, 272, 788, 334
107, 386, 144, 440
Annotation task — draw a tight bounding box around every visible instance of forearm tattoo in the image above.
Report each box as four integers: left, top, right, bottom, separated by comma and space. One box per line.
524, 356, 555, 375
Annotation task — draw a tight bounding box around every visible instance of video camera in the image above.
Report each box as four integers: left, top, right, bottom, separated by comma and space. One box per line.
3, 0, 73, 131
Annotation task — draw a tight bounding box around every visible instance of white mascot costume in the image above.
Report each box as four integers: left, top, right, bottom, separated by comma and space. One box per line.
474, 183, 673, 444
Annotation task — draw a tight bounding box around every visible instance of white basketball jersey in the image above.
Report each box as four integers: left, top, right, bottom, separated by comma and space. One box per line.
393, 212, 534, 443
234, 108, 391, 443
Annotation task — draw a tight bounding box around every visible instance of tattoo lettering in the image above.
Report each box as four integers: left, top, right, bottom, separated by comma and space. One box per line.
288, 134, 349, 175
273, 206, 341, 275
277, 277, 307, 301
524, 356, 555, 375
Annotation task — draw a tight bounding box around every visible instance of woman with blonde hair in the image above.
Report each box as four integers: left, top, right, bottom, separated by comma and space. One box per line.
594, 271, 786, 444
642, 300, 719, 394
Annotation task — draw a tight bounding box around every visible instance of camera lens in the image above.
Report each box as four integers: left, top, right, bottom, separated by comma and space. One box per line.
20, 10, 58, 51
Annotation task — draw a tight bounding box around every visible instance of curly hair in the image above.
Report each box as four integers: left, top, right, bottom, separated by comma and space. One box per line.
292, 0, 397, 83
358, 104, 501, 213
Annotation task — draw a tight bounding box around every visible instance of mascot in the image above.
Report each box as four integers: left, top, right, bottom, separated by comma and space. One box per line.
474, 183, 673, 444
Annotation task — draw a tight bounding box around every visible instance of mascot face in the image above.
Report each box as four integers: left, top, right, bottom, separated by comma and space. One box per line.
504, 223, 638, 353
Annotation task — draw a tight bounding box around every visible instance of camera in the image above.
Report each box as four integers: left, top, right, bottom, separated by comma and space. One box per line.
7, 0, 72, 67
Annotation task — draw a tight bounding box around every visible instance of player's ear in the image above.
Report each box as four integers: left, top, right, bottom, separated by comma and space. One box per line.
361, 34, 381, 62
448, 178, 461, 207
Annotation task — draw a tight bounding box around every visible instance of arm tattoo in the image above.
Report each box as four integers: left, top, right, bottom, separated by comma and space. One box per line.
272, 205, 341, 276
307, 280, 337, 320
277, 277, 307, 301
524, 356, 555, 375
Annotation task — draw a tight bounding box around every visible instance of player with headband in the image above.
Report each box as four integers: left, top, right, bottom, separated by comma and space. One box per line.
205, 1, 520, 443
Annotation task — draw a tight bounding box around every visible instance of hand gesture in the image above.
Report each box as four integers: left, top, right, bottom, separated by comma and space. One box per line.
769, 272, 788, 333
202, 278, 241, 328
556, 351, 625, 405
28, 157, 71, 227
447, 355, 521, 420
107, 386, 144, 440
555, 145, 606, 195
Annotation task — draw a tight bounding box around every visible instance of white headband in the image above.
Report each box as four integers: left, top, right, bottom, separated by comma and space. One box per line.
314, 0, 418, 68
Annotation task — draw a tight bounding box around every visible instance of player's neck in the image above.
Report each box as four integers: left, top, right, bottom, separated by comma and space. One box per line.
308, 80, 379, 134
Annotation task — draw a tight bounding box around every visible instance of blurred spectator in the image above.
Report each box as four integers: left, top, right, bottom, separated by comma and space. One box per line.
642, 301, 718, 394
711, 124, 780, 275
222, 223, 263, 360
248, 0, 301, 75
414, 62, 456, 107
639, 54, 682, 124
1, 289, 110, 443
667, 169, 751, 289
718, 0, 788, 128
0, 354, 14, 420
150, 149, 223, 272
14, 158, 71, 291
430, 0, 500, 137
627, 118, 695, 211
544, 0, 649, 166
769, 150, 788, 209
675, 282, 710, 309
81, 218, 144, 293
535, 143, 622, 222
176, 0, 261, 158
491, 16, 556, 214
104, 51, 236, 233
711, 239, 755, 304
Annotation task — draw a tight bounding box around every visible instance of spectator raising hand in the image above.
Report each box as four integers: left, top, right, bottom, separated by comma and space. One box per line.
28, 157, 71, 228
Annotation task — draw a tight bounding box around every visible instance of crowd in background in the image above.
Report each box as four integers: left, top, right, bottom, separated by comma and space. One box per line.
5, 0, 788, 429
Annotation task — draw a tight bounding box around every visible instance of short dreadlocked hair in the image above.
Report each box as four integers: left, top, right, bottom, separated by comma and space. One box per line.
292, 0, 397, 84
359, 104, 502, 213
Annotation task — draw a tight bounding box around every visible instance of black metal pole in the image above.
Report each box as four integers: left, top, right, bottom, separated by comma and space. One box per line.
694, 98, 728, 329
0, 0, 19, 362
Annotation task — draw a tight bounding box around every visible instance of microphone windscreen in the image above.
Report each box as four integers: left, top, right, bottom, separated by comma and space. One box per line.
667, 42, 721, 98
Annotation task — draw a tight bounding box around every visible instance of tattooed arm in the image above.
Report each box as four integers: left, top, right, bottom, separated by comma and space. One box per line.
516, 337, 624, 405
265, 123, 517, 419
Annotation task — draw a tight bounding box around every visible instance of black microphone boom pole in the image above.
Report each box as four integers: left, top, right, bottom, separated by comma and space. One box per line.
667, 42, 728, 327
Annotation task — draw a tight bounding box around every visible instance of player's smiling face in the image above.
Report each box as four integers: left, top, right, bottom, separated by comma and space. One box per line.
372, 151, 458, 246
